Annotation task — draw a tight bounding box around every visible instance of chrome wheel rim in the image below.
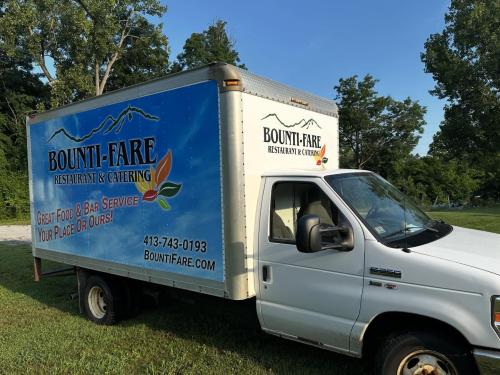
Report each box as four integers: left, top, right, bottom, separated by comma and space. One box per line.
88, 286, 107, 319
398, 350, 457, 375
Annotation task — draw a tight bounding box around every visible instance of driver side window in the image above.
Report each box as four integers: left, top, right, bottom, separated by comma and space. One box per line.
270, 182, 342, 243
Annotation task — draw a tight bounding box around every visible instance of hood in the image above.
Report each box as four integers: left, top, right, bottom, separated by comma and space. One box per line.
413, 226, 500, 276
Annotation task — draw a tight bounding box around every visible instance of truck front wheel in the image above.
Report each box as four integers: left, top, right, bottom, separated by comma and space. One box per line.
375, 331, 478, 375
83, 275, 121, 325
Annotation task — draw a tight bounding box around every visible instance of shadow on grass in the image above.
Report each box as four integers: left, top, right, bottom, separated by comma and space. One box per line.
135, 294, 366, 374
0, 243, 366, 375
0, 242, 79, 315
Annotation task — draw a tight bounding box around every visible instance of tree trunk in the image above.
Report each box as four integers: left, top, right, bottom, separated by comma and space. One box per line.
95, 62, 100, 96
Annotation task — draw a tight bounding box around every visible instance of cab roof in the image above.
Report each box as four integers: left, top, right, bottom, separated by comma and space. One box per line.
261, 168, 372, 178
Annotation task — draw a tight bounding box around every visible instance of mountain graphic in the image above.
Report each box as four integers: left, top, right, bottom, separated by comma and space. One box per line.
47, 105, 159, 143
261, 113, 322, 129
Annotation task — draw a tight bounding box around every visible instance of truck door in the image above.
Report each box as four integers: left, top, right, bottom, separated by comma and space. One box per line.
256, 177, 365, 353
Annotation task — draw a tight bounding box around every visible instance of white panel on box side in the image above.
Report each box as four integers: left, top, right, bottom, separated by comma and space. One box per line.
241, 93, 339, 295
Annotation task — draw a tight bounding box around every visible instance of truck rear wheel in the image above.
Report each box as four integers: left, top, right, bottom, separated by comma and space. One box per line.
375, 331, 478, 375
83, 275, 121, 325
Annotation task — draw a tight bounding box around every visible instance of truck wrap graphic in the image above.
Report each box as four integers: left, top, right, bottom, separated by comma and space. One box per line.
261, 112, 328, 167
29, 80, 224, 282
135, 149, 182, 210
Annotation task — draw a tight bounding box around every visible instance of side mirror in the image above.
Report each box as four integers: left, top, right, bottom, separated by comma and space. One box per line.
296, 215, 322, 253
296, 214, 354, 253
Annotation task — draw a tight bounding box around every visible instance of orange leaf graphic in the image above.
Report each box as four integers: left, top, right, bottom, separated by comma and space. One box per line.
319, 145, 326, 158
156, 149, 172, 185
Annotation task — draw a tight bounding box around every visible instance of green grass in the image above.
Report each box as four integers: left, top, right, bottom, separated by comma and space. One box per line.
0, 207, 498, 374
0, 244, 363, 375
0, 217, 30, 225
428, 206, 500, 234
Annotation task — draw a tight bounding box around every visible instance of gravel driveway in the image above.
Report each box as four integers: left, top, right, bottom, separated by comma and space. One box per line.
0, 225, 32, 244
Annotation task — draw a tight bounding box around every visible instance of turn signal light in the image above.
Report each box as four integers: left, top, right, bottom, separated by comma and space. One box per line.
493, 297, 500, 336
223, 79, 240, 87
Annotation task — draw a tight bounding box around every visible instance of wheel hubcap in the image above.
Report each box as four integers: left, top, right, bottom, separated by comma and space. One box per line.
398, 350, 457, 375
88, 286, 107, 319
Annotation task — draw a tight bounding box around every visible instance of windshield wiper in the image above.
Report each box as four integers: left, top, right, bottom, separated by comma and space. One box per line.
423, 219, 440, 230
384, 222, 439, 241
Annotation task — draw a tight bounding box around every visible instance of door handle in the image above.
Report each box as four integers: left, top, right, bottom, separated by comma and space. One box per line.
262, 265, 270, 282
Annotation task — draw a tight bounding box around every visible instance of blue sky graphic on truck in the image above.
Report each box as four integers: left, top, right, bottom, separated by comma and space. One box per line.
29, 80, 224, 282
48, 106, 182, 211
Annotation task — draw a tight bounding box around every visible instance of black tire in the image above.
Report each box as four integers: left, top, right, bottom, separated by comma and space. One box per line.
83, 275, 122, 325
375, 331, 478, 375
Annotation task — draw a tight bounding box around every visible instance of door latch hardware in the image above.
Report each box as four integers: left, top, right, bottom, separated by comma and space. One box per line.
262, 265, 269, 282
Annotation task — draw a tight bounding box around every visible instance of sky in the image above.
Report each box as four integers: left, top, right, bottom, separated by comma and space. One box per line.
160, 0, 450, 155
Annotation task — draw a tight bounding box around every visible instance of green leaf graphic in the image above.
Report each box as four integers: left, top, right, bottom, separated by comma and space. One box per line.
158, 199, 170, 210
158, 182, 182, 198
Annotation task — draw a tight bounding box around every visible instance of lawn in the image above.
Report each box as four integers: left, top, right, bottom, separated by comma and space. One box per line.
0, 244, 363, 375
0, 217, 30, 225
428, 206, 500, 234
0, 207, 498, 374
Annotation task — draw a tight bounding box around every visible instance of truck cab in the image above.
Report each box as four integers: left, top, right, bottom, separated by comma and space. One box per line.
256, 169, 500, 375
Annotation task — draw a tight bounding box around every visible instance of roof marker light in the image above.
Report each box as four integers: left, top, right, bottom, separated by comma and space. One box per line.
290, 97, 309, 106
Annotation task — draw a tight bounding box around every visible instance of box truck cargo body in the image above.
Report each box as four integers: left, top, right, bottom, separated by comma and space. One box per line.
28, 63, 338, 300
27, 63, 500, 375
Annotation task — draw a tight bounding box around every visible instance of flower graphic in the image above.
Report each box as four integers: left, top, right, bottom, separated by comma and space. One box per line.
135, 149, 181, 210
314, 145, 328, 167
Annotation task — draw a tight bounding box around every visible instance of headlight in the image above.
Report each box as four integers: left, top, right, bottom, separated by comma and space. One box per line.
493, 296, 500, 335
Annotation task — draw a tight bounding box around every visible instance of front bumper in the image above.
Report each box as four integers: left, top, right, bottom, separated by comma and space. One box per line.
474, 348, 500, 375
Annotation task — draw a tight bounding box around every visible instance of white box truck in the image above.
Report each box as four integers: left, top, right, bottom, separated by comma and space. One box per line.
27, 63, 500, 374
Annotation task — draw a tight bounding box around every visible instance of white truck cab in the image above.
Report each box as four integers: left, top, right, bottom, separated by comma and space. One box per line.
256, 168, 500, 374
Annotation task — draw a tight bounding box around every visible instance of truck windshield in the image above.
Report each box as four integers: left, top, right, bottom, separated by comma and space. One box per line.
325, 172, 451, 247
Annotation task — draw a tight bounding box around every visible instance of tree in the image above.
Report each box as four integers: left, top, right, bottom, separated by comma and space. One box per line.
0, 48, 48, 218
422, 0, 499, 200
0, 49, 48, 169
173, 20, 245, 71
0, 0, 169, 106
391, 155, 480, 207
334, 75, 426, 176
422, 0, 499, 159
105, 17, 170, 91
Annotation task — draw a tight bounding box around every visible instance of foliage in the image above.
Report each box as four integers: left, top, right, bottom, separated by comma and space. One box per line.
173, 20, 245, 72
390, 155, 480, 207
0, 0, 169, 106
422, 0, 499, 199
103, 16, 170, 91
0, 171, 30, 219
334, 75, 426, 176
0, 50, 48, 167
0, 49, 47, 219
